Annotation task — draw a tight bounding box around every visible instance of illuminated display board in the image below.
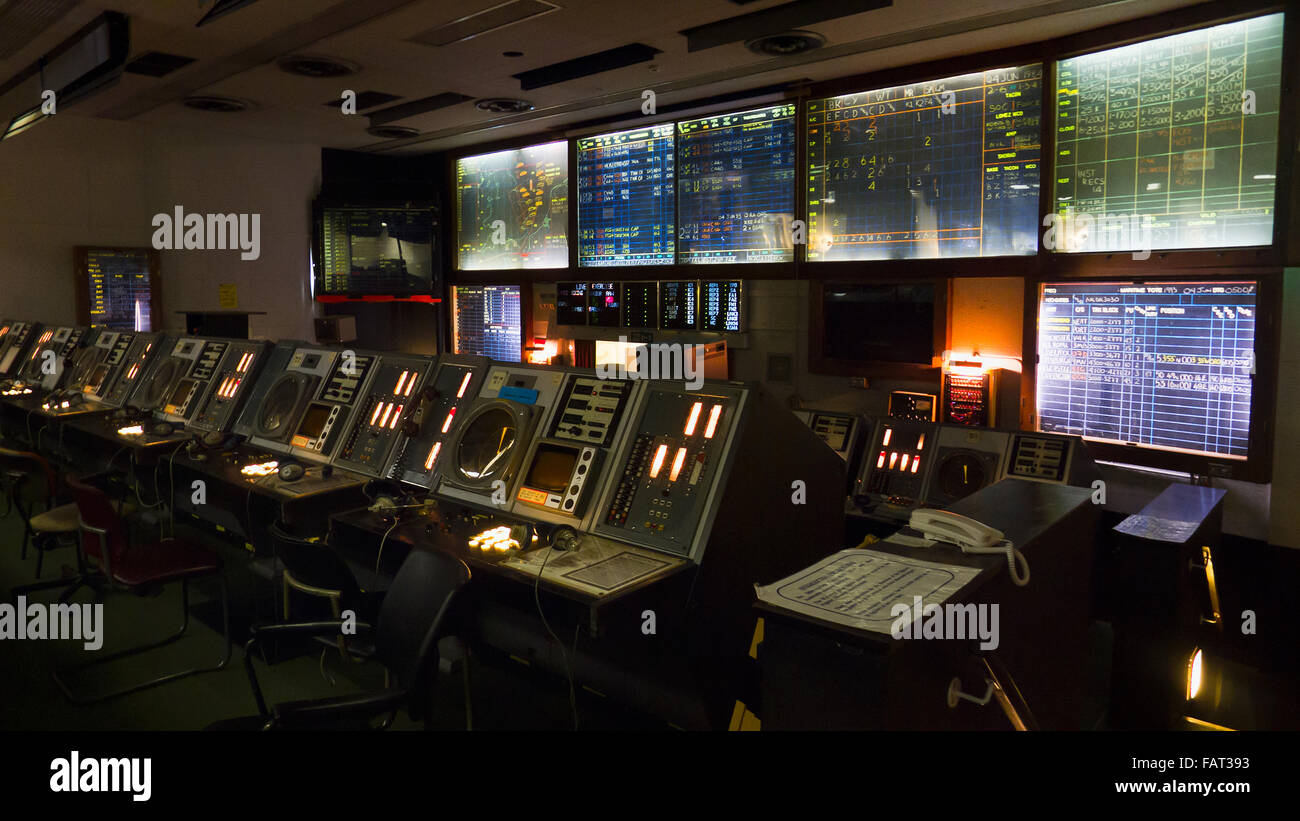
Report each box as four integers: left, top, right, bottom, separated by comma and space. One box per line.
456, 141, 568, 269
577, 124, 675, 266
677, 104, 796, 264
1052, 13, 1283, 252
807, 65, 1043, 260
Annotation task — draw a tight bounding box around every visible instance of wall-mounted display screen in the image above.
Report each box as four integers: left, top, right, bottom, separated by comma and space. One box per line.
822, 282, 937, 365
555, 282, 588, 326
78, 247, 157, 331
1052, 13, 1283, 252
317, 206, 437, 295
1037, 281, 1256, 460
452, 285, 523, 362
456, 141, 568, 270
677, 104, 796, 264
700, 280, 743, 332
577, 124, 675, 267
622, 281, 658, 329
807, 65, 1043, 261
660, 280, 698, 330
587, 282, 621, 327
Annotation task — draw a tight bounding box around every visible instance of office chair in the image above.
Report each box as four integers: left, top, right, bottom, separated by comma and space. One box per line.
51, 474, 232, 704
0, 447, 73, 574
268, 521, 377, 660
219, 548, 470, 730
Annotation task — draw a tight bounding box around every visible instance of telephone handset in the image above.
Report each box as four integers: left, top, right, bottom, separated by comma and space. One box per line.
908, 509, 1029, 587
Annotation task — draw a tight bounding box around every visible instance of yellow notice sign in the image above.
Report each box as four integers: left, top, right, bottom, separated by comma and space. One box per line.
218, 283, 238, 309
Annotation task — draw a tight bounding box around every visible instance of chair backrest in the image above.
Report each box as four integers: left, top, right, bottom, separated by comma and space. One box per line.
375, 548, 471, 692
0, 446, 56, 506
66, 473, 129, 571
268, 522, 360, 601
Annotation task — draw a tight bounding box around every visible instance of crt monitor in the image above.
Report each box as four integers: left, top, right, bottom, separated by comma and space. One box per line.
1036, 280, 1265, 477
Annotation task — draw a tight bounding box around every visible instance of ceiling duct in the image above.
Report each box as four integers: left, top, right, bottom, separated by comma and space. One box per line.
0, 11, 129, 141
197, 0, 260, 28
680, 0, 890, 52
513, 43, 660, 91
125, 51, 197, 78
368, 92, 474, 125
409, 0, 560, 47
183, 95, 254, 112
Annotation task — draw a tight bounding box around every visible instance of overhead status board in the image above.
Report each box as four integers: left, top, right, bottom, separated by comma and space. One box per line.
1053, 13, 1283, 252
1037, 281, 1256, 460
577, 124, 675, 267
807, 65, 1043, 260
452, 284, 523, 362
677, 104, 797, 264
456, 141, 568, 270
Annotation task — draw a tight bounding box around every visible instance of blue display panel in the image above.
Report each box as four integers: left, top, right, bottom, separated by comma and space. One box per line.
677, 104, 796, 264
577, 124, 675, 267
456, 142, 568, 270
452, 284, 523, 362
1053, 13, 1283, 252
807, 65, 1042, 260
659, 280, 697, 330
699, 280, 742, 332
1037, 281, 1256, 459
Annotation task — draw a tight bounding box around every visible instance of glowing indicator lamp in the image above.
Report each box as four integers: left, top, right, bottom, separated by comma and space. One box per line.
704, 405, 722, 439
669, 447, 687, 482
649, 444, 668, 479
1186, 648, 1204, 701
684, 402, 702, 436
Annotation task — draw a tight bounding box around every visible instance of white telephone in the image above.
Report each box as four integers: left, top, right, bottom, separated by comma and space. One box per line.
908, 509, 1030, 587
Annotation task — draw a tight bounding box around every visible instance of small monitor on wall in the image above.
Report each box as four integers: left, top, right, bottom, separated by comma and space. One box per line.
812, 281, 943, 374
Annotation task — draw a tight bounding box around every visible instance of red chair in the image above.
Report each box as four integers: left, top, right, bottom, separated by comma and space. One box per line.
52, 474, 232, 704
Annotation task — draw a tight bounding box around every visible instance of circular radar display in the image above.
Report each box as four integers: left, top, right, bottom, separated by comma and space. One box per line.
142, 359, 180, 409
457, 407, 517, 481
936, 453, 987, 501
258, 375, 305, 436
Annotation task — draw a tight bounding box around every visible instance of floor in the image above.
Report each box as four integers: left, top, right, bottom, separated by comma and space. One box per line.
1, 488, 1294, 731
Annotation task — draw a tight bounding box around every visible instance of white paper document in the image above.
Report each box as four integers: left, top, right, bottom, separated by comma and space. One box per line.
755, 549, 981, 633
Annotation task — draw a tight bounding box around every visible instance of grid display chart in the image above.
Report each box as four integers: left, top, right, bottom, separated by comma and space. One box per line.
1037, 281, 1256, 459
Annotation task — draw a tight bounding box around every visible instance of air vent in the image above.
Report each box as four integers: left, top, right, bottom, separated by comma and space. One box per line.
681, 0, 890, 52
409, 0, 559, 47
183, 95, 253, 113
512, 43, 661, 91
125, 51, 198, 78
277, 54, 360, 78
324, 91, 402, 110
746, 30, 825, 56
368, 92, 474, 125
475, 98, 534, 114
367, 125, 420, 140
0, 0, 82, 60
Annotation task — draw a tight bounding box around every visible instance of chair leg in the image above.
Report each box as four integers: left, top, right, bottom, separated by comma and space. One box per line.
33, 533, 46, 577
52, 574, 233, 705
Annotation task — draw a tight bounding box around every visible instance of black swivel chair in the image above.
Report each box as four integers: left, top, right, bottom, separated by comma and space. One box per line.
268, 522, 377, 659
217, 548, 471, 730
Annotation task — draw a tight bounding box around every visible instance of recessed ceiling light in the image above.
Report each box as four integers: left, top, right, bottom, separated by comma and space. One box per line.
276, 54, 360, 78
475, 98, 534, 113
182, 95, 254, 112
366, 125, 420, 139
745, 30, 826, 57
